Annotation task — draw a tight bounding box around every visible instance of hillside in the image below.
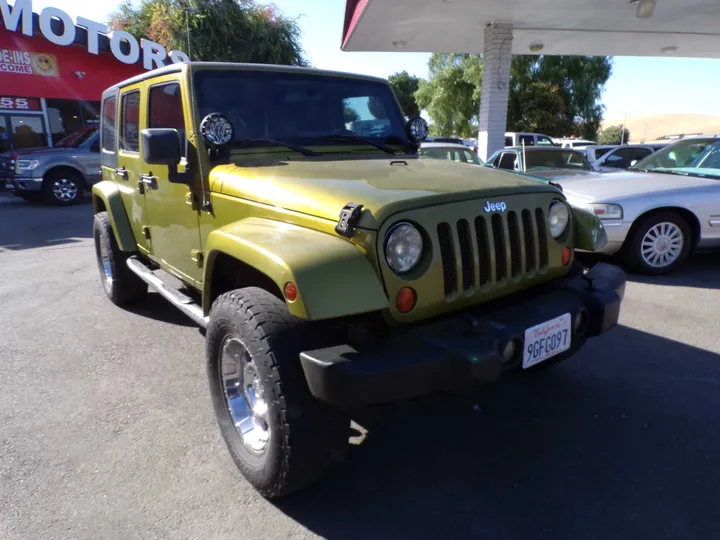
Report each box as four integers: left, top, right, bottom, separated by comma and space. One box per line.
601, 114, 720, 143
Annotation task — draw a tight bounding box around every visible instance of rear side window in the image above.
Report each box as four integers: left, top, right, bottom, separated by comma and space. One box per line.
505, 136, 512, 146
519, 135, 535, 147
101, 96, 116, 152
498, 152, 517, 169
149, 82, 186, 157
120, 91, 141, 153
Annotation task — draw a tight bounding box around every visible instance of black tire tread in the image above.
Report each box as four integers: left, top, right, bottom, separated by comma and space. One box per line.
93, 211, 147, 306
207, 287, 348, 498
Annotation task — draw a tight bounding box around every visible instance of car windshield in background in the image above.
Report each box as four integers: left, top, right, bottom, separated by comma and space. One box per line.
631, 137, 720, 176
420, 146, 482, 165
56, 128, 98, 148
524, 150, 592, 170
193, 69, 409, 152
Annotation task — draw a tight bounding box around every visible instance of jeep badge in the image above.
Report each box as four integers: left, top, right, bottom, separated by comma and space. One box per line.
484, 201, 507, 213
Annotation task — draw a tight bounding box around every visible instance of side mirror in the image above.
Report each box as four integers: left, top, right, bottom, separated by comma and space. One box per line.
89, 140, 100, 153
142, 128, 181, 166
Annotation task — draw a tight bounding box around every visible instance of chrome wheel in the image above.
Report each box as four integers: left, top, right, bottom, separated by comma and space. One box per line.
98, 237, 113, 285
52, 178, 78, 202
221, 337, 270, 454
641, 221, 684, 268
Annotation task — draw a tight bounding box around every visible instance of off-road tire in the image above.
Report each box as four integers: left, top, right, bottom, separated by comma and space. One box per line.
42, 170, 84, 206
93, 212, 147, 306
207, 287, 349, 499
621, 211, 692, 275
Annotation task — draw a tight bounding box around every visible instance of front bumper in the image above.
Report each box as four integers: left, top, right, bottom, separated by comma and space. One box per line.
300, 262, 627, 408
4, 175, 43, 192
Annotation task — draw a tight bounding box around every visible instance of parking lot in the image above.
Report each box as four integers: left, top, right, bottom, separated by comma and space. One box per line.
1, 193, 720, 540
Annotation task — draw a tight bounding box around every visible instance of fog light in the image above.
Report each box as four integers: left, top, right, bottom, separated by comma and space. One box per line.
396, 287, 417, 313
561, 247, 572, 266
501, 340, 516, 362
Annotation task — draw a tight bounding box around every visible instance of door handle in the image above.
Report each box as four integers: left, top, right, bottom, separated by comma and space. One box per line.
137, 175, 157, 194
115, 167, 128, 180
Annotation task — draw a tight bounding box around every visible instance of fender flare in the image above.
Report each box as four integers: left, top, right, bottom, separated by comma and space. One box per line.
571, 204, 605, 252
91, 181, 137, 252
203, 217, 388, 320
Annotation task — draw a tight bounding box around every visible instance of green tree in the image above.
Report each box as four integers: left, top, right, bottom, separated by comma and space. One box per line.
509, 56, 612, 140
507, 82, 571, 135
598, 125, 631, 145
388, 71, 421, 118
415, 54, 482, 137
108, 0, 308, 66
417, 54, 611, 139
343, 104, 359, 124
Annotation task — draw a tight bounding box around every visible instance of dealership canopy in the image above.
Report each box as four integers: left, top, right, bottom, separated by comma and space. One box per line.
341, 0, 720, 159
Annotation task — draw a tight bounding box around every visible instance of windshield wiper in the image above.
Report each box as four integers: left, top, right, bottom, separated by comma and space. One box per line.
232, 138, 320, 157
315, 135, 397, 155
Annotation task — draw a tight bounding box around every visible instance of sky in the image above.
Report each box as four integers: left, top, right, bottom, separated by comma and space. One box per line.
23, 0, 720, 122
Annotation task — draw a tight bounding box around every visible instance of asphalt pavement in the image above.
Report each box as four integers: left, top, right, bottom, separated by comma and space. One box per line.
2, 192, 720, 540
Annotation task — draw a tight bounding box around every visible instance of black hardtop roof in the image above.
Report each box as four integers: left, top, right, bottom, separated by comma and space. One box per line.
102, 61, 389, 99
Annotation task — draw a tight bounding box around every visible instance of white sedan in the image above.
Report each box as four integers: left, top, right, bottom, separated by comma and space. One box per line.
556, 136, 720, 275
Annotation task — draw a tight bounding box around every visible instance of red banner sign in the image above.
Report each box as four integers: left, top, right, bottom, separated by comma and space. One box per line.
0, 97, 42, 111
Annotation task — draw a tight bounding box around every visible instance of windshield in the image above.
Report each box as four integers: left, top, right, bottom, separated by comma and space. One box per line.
631, 137, 720, 173
524, 150, 592, 171
56, 127, 98, 148
420, 145, 482, 165
193, 69, 409, 154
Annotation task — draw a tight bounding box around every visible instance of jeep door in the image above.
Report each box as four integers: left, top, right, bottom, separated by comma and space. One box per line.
111, 85, 151, 253
141, 77, 203, 285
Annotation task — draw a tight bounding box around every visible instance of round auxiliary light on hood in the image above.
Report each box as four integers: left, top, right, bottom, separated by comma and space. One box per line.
200, 113, 234, 147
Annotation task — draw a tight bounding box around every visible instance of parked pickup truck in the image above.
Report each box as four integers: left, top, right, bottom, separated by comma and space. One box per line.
92, 61, 627, 499
0, 127, 101, 206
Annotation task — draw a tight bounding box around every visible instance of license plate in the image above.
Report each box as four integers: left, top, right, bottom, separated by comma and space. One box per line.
522, 313, 572, 369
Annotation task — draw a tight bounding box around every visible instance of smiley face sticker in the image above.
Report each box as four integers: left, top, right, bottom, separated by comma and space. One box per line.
30, 54, 59, 77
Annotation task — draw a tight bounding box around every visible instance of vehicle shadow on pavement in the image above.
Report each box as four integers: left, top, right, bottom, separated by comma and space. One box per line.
125, 292, 198, 328
626, 251, 720, 290
578, 251, 720, 290
0, 195, 93, 251
276, 325, 720, 540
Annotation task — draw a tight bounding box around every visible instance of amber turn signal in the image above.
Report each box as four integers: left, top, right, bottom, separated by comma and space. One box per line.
561, 247, 572, 266
396, 287, 417, 313
284, 282, 298, 302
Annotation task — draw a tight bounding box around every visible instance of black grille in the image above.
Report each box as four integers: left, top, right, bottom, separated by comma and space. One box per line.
437, 222, 456, 295
522, 209, 537, 274
438, 207, 549, 297
457, 219, 474, 291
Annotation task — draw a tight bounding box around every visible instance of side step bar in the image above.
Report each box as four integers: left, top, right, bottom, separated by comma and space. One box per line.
126, 256, 208, 328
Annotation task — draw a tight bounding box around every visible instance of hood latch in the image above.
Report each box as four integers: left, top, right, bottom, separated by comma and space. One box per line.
335, 202, 364, 238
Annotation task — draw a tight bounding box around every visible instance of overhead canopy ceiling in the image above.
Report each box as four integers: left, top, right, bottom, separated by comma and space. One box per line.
341, 0, 720, 58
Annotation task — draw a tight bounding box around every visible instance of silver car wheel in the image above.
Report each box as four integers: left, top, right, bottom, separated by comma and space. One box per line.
52, 178, 78, 202
221, 337, 271, 454
641, 221, 684, 268
98, 238, 113, 285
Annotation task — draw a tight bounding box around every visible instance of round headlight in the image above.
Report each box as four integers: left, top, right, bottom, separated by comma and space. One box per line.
548, 200, 570, 238
385, 223, 423, 273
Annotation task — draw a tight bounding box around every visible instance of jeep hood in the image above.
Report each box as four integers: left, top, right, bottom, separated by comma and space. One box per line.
210, 158, 560, 229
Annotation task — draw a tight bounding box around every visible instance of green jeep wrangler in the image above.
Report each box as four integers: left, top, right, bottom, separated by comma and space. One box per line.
92, 62, 626, 499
